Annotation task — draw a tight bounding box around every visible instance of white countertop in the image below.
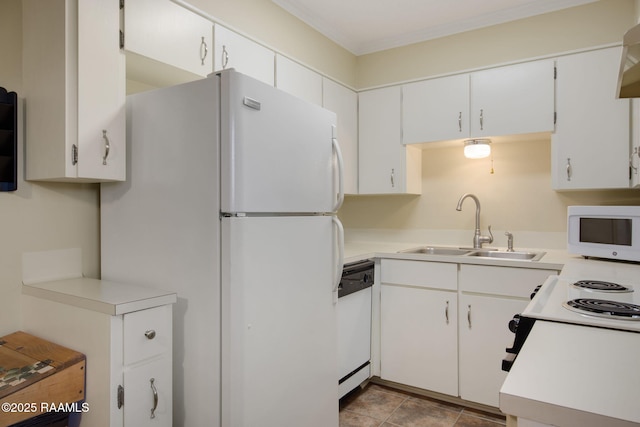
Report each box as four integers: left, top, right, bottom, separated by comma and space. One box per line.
345, 240, 573, 270
500, 320, 640, 427
23, 277, 177, 315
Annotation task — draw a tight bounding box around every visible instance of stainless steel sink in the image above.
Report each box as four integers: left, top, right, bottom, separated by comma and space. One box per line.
464, 250, 546, 261
399, 246, 474, 256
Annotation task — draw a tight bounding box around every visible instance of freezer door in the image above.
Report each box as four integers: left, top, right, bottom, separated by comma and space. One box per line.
220, 70, 340, 214
221, 216, 339, 427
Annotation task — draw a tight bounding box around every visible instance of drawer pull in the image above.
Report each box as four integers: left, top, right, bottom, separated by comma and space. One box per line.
144, 330, 156, 340
150, 378, 158, 419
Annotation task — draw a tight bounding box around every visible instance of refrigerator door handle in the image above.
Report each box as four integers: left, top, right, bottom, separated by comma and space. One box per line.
332, 216, 344, 304
332, 132, 345, 212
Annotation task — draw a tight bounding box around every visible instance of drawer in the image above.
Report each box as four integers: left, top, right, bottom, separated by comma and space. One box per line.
459, 265, 557, 298
124, 304, 173, 365
381, 259, 457, 290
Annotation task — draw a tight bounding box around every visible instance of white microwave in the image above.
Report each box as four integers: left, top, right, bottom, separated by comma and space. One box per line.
568, 205, 640, 262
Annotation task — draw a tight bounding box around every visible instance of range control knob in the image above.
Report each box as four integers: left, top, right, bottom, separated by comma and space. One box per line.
530, 284, 543, 300
508, 314, 521, 333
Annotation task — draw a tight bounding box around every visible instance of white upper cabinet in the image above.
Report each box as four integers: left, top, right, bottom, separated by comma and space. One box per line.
402, 60, 555, 144
23, 0, 125, 182
124, 0, 213, 77
403, 74, 469, 144
213, 24, 275, 86
470, 59, 555, 137
322, 78, 359, 194
275, 54, 323, 105
359, 86, 421, 195
552, 47, 631, 190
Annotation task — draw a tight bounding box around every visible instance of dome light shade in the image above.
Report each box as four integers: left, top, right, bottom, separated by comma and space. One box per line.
464, 139, 491, 159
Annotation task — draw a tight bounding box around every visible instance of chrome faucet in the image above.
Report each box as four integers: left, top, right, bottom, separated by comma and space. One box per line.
456, 193, 493, 249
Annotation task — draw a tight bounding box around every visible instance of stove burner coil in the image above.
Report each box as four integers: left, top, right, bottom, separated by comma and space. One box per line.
570, 280, 633, 293
563, 298, 640, 320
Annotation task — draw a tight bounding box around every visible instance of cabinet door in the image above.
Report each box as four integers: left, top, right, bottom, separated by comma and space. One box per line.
125, 0, 213, 77
458, 293, 528, 407
213, 24, 275, 86
276, 54, 323, 105
78, 0, 126, 181
23, 0, 125, 182
470, 60, 555, 137
403, 74, 469, 144
322, 78, 358, 194
359, 87, 421, 195
381, 284, 458, 396
552, 47, 631, 190
124, 356, 172, 427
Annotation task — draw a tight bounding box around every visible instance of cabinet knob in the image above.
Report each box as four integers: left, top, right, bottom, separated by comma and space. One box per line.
144, 330, 156, 340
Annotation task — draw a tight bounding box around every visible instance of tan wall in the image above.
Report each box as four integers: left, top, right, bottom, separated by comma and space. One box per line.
0, 1, 100, 336
339, 139, 640, 234
356, 0, 636, 88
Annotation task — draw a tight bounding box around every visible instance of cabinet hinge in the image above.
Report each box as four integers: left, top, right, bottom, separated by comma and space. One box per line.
554, 111, 557, 125
117, 385, 124, 409
72, 144, 78, 165
554, 66, 557, 80
119, 0, 125, 49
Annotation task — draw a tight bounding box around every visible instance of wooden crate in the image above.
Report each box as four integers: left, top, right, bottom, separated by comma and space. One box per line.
0, 331, 85, 426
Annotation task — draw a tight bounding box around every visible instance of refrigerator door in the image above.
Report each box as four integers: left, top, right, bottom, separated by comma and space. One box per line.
220, 69, 342, 214
221, 215, 339, 427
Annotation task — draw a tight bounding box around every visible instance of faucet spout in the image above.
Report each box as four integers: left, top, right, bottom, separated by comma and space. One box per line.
456, 193, 493, 249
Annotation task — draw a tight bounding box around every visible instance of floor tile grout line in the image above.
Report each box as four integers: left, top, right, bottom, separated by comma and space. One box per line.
382, 394, 410, 424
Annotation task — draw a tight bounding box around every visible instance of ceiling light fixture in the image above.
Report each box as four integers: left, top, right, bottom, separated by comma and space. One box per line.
463, 139, 492, 159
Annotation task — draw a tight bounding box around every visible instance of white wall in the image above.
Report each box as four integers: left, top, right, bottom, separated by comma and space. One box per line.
0, 1, 100, 336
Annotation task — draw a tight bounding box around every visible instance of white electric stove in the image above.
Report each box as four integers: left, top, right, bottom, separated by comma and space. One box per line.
523, 259, 640, 332
501, 258, 640, 427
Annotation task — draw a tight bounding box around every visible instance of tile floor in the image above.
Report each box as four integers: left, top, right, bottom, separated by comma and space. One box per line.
339, 383, 506, 427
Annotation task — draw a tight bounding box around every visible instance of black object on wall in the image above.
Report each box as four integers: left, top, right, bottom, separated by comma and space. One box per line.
0, 87, 17, 191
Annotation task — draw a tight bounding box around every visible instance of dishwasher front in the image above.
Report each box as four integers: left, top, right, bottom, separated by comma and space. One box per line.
337, 259, 374, 398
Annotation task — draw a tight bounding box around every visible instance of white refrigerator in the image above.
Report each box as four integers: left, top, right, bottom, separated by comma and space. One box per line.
101, 69, 344, 427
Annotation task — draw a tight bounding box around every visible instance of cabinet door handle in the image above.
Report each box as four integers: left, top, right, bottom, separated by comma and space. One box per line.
479, 109, 484, 131
467, 304, 472, 329
102, 130, 110, 166
222, 45, 229, 69
144, 330, 156, 340
566, 158, 572, 182
200, 36, 208, 66
390, 168, 395, 188
150, 378, 158, 419
458, 111, 462, 132
445, 300, 449, 325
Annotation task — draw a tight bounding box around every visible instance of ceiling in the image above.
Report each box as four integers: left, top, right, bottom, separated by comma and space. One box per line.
271, 0, 597, 55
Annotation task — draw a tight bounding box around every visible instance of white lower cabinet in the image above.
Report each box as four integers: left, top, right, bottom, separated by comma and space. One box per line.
458, 293, 528, 407
21, 278, 176, 427
379, 259, 558, 408
458, 265, 555, 407
380, 260, 458, 396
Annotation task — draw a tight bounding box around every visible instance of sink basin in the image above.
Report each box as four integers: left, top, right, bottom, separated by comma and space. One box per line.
464, 250, 545, 261
399, 246, 474, 256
